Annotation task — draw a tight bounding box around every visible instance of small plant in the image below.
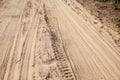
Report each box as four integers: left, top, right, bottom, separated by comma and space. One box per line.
97, 0, 110, 2
116, 18, 120, 29
110, 0, 120, 9
97, 0, 120, 9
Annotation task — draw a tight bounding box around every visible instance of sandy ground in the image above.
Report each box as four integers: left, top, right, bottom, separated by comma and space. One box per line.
0, 0, 120, 80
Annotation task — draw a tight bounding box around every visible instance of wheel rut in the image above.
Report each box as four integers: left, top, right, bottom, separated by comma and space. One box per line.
33, 3, 76, 80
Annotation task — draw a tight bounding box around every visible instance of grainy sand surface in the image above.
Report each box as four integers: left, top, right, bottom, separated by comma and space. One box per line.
0, 0, 120, 80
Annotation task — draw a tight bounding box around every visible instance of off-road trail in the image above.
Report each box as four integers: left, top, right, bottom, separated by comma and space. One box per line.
0, 0, 120, 80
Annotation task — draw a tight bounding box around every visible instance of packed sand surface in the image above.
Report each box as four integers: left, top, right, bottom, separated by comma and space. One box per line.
0, 0, 120, 80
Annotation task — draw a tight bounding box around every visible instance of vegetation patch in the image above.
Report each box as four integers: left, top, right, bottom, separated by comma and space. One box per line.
97, 0, 120, 9
116, 17, 120, 29
97, 0, 120, 29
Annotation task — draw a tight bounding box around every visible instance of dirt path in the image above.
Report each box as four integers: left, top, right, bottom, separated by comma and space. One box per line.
0, 0, 120, 80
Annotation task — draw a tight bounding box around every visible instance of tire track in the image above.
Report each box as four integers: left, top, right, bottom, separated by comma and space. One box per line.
33, 3, 76, 80
0, 0, 27, 79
